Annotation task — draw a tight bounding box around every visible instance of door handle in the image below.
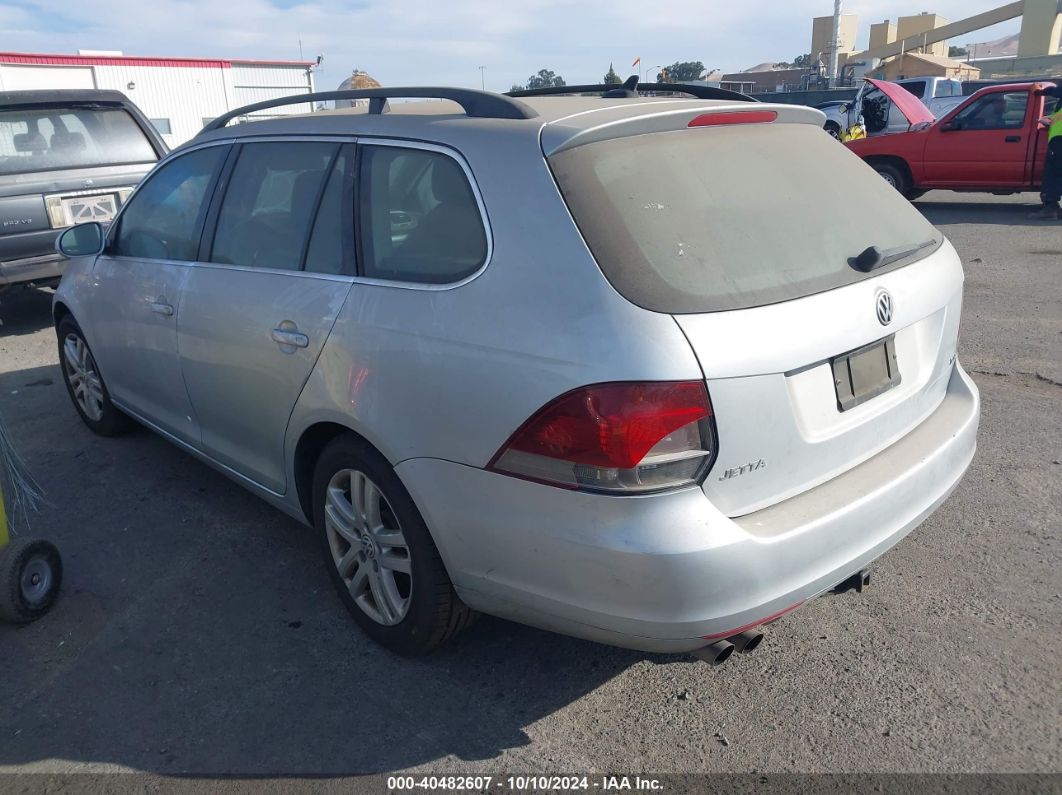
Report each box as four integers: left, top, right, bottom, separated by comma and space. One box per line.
1005, 135, 1022, 143
148, 300, 174, 316
271, 328, 309, 348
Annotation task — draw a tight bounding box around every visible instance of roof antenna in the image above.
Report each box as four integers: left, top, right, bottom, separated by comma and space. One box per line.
622, 74, 639, 91
602, 74, 640, 98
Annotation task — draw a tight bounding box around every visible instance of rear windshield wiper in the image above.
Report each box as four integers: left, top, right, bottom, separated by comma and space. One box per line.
849, 239, 936, 273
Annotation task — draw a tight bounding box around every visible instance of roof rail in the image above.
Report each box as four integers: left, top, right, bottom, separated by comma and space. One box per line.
200, 87, 539, 134
507, 76, 757, 103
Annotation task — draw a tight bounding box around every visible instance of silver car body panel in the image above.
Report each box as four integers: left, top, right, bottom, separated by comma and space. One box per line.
54, 95, 980, 651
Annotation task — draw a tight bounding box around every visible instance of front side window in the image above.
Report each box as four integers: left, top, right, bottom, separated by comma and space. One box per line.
210, 141, 337, 270
358, 145, 487, 284
111, 145, 225, 261
0, 105, 157, 176
953, 92, 1029, 130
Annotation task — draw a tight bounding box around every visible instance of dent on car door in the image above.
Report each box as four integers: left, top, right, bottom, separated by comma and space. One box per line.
89, 144, 228, 443
176, 140, 354, 493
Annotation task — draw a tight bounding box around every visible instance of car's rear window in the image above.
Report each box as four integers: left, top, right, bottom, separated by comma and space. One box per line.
0, 105, 157, 176
549, 123, 941, 314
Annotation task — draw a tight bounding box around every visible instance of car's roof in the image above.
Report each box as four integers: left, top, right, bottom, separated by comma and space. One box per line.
0, 88, 135, 107
187, 95, 824, 157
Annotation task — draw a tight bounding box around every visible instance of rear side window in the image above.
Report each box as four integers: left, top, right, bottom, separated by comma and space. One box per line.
358, 145, 487, 284
305, 149, 351, 275
211, 142, 337, 270
900, 80, 926, 99
111, 145, 225, 262
549, 124, 941, 314
0, 106, 157, 176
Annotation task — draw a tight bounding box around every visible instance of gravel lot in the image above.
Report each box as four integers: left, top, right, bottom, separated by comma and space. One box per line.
0, 192, 1059, 778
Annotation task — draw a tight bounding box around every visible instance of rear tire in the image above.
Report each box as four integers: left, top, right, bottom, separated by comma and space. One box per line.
872, 162, 910, 196
0, 538, 62, 623
312, 434, 476, 655
904, 189, 927, 201
57, 317, 133, 436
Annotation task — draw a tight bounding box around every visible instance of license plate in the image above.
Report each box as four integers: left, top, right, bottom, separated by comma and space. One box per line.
62, 193, 118, 225
831, 336, 901, 411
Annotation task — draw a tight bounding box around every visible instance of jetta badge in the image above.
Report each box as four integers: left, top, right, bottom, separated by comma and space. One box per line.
875, 289, 893, 326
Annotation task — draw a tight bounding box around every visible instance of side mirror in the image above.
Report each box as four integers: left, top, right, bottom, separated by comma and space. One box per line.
56, 222, 105, 259
838, 103, 849, 114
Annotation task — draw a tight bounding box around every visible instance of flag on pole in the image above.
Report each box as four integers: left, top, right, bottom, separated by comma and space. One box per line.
632, 57, 641, 67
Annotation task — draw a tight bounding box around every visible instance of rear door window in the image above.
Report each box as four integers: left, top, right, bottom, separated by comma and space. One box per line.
0, 105, 157, 176
111, 145, 225, 262
549, 123, 941, 314
305, 148, 352, 275
210, 141, 337, 271
357, 145, 487, 284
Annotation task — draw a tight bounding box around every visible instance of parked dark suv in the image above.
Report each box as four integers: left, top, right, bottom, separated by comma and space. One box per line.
1, 89, 166, 288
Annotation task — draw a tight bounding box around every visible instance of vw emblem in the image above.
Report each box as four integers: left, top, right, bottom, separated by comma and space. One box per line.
81, 178, 94, 188
875, 289, 893, 326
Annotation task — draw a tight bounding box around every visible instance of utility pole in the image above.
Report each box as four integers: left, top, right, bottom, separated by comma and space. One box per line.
829, 0, 841, 87
478, 66, 485, 90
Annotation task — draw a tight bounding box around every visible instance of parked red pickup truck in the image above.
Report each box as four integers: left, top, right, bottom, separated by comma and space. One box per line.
845, 80, 1059, 200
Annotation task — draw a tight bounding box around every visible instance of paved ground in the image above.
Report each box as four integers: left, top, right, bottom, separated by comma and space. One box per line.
0, 193, 1059, 778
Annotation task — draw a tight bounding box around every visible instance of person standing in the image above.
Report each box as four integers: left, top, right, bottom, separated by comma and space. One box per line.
1029, 84, 1062, 221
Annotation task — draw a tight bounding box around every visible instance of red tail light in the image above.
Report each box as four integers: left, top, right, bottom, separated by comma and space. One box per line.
489, 381, 717, 493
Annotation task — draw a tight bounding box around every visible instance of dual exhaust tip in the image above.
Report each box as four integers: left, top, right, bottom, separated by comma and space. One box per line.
692, 629, 764, 666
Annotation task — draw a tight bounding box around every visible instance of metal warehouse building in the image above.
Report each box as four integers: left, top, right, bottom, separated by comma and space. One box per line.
0, 51, 317, 147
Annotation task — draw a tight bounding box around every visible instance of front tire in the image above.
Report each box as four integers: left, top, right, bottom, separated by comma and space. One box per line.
872, 162, 910, 196
824, 121, 841, 140
0, 538, 62, 623
57, 317, 132, 436
312, 434, 476, 655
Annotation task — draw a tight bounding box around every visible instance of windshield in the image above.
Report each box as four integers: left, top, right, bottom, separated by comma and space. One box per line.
549, 123, 941, 314
0, 105, 157, 176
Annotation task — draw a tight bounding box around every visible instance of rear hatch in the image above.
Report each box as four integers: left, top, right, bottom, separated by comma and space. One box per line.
548, 111, 963, 516
0, 99, 161, 261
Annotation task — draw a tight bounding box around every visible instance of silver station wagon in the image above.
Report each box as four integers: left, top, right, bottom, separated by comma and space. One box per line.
52, 83, 980, 660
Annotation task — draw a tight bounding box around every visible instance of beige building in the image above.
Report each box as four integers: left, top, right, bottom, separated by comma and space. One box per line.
896, 12, 949, 57
877, 52, 980, 81
869, 20, 897, 52
811, 14, 859, 65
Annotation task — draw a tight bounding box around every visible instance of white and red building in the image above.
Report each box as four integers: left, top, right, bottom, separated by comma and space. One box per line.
0, 50, 317, 147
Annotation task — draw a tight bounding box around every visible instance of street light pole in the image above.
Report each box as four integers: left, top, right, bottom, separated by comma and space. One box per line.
478, 66, 485, 90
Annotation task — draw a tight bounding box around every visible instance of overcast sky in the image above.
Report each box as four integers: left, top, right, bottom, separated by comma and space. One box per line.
4, 0, 1023, 89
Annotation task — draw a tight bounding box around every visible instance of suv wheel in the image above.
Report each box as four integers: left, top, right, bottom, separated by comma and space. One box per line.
57, 317, 132, 436
312, 434, 476, 655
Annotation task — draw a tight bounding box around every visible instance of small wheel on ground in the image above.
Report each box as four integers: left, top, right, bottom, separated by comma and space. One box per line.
872, 162, 910, 195
57, 316, 133, 436
313, 434, 476, 655
0, 538, 63, 623
824, 122, 841, 140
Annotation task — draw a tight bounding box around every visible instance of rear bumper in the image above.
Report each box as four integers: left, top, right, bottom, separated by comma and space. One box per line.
0, 253, 64, 287
397, 362, 980, 653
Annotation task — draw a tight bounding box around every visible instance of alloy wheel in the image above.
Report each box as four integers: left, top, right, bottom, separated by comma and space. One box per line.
62, 333, 104, 422
324, 468, 412, 626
